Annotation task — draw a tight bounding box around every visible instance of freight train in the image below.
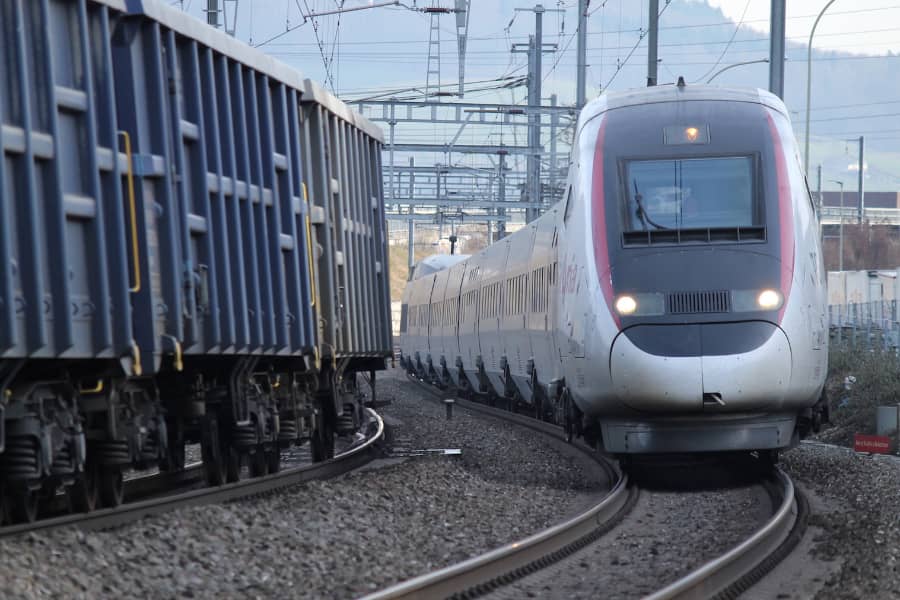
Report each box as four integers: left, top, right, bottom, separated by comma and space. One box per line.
0, 0, 391, 522
400, 83, 829, 461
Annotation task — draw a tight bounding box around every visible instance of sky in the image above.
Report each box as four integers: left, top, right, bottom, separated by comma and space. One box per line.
704, 0, 900, 56
177, 0, 900, 101
169, 0, 900, 190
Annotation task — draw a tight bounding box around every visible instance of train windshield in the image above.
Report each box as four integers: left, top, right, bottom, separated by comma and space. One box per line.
622, 156, 758, 233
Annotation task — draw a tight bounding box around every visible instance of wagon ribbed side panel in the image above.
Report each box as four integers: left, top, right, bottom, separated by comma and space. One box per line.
370, 137, 393, 352
299, 83, 392, 359
1, 0, 389, 374
0, 0, 135, 361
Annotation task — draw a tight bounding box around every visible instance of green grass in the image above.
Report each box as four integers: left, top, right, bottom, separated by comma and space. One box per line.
817, 339, 900, 446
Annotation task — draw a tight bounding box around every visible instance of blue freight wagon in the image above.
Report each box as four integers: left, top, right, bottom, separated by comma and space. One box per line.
0, 0, 391, 522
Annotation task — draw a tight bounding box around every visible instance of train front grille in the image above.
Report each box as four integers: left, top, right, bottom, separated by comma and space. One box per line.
666, 290, 731, 314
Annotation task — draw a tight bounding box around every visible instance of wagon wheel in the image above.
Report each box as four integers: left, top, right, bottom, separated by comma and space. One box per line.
249, 446, 268, 478
0, 482, 8, 525
99, 466, 124, 508
10, 486, 40, 523
563, 391, 575, 444
225, 446, 242, 483
201, 416, 227, 486
68, 459, 99, 513
531, 371, 543, 421
310, 405, 335, 463
161, 419, 186, 472
266, 448, 281, 474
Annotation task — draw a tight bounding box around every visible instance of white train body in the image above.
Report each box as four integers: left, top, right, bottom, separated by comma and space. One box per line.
400, 85, 828, 455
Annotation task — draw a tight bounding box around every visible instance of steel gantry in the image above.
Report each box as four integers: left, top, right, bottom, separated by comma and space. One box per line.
350, 98, 576, 246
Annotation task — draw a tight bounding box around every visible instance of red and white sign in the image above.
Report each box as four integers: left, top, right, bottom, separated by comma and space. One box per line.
854, 433, 892, 454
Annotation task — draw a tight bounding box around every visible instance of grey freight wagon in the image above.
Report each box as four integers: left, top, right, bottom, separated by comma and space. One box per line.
0, 0, 391, 522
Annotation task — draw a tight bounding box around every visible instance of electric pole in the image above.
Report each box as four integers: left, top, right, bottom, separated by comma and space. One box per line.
207, 0, 219, 27
456, 0, 470, 97
512, 4, 561, 223
576, 0, 588, 106
816, 164, 823, 218
647, 0, 659, 86
858, 136, 865, 223
425, 1, 442, 100
769, 0, 786, 99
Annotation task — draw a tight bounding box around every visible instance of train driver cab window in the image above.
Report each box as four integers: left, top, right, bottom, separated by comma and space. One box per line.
622, 156, 761, 242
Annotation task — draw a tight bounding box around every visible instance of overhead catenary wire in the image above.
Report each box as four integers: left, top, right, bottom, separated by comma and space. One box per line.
693, 0, 751, 83
602, 0, 673, 90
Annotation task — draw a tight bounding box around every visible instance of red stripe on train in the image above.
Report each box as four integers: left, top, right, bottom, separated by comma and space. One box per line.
765, 111, 795, 325
590, 118, 618, 328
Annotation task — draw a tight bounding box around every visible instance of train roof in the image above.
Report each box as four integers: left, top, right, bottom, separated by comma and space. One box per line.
411, 254, 470, 280
578, 84, 789, 134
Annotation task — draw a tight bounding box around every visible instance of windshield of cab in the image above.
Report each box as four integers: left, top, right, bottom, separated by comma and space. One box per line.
622, 156, 759, 233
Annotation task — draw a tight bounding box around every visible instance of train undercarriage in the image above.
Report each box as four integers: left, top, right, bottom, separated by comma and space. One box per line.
0, 356, 379, 524
400, 353, 829, 462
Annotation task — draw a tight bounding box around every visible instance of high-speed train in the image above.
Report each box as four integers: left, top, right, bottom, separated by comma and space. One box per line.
399, 83, 829, 458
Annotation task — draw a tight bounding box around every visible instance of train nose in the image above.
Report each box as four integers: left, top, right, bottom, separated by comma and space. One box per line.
609, 322, 792, 412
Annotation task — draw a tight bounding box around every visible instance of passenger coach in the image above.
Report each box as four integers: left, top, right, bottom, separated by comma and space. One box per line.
401, 83, 828, 460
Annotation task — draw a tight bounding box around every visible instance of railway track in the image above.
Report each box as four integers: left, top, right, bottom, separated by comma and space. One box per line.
375, 376, 807, 599
361, 377, 634, 599
645, 467, 806, 600
0, 408, 386, 539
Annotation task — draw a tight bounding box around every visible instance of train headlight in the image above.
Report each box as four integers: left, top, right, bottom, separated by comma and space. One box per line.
757, 289, 783, 310
732, 289, 784, 312
613, 293, 664, 316
615, 295, 637, 315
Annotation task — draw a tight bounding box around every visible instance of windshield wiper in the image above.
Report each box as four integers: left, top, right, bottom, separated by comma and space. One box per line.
632, 180, 669, 230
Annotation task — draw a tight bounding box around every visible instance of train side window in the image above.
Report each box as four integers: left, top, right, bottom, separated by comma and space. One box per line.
523, 274, 528, 314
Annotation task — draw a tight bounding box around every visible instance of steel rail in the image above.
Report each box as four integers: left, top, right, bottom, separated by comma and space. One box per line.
0, 409, 384, 538
645, 469, 799, 600
362, 377, 632, 600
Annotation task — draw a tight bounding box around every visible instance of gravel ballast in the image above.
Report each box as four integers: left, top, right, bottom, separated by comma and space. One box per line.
488, 477, 773, 599
0, 368, 609, 599
776, 442, 900, 599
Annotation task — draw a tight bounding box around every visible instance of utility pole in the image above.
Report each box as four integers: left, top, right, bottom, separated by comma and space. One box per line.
513, 4, 562, 223
388, 102, 396, 209
858, 135, 865, 223
497, 150, 507, 240
456, 0, 471, 97
576, 0, 588, 106
425, 1, 442, 100
831, 180, 845, 271
528, 32, 540, 223
207, 0, 219, 27
769, 0, 786, 99
550, 94, 558, 202
408, 157, 415, 270
816, 164, 823, 217
647, 0, 659, 86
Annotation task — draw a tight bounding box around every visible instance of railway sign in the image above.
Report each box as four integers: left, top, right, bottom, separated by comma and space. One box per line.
854, 433, 892, 454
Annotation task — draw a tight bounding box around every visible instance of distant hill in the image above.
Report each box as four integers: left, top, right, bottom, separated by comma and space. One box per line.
583, 0, 900, 188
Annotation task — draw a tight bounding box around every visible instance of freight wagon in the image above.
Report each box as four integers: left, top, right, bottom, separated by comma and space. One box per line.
0, 0, 391, 522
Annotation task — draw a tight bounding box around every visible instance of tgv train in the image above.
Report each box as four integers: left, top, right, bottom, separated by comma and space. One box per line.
400, 83, 829, 458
